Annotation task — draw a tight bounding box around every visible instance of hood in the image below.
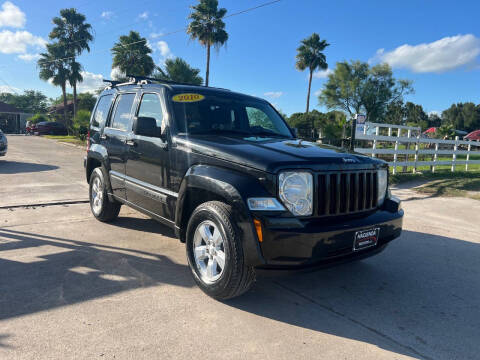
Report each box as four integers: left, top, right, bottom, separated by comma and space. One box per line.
177, 135, 384, 173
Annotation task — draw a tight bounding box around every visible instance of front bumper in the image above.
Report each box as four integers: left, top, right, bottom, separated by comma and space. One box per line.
254, 197, 403, 269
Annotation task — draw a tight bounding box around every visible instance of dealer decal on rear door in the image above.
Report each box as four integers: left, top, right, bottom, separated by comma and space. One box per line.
172, 93, 205, 103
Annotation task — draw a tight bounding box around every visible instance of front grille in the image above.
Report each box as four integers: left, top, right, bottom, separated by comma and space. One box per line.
317, 171, 378, 217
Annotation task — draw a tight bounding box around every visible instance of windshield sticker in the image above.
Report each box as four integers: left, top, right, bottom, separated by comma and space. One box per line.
172, 93, 205, 103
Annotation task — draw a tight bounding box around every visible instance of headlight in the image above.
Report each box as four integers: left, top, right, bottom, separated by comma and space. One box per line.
377, 169, 388, 206
278, 171, 313, 216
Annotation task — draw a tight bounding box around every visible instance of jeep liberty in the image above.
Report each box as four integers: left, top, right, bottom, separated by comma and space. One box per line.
84, 77, 403, 300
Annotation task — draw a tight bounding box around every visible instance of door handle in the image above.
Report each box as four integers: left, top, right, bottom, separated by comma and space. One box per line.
126, 140, 136, 147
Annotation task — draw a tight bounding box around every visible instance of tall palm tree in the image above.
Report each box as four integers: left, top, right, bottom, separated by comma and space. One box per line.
111, 31, 155, 77
38, 43, 70, 126
187, 0, 228, 86
296, 33, 329, 114
153, 57, 203, 85
50, 8, 93, 118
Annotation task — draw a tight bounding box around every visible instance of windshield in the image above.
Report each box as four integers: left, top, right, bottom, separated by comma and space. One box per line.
171, 92, 293, 138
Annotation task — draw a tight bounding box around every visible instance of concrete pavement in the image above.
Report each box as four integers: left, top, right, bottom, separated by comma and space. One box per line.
1, 136, 479, 359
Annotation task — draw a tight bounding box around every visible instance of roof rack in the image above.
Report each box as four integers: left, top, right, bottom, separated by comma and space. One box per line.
126, 74, 231, 91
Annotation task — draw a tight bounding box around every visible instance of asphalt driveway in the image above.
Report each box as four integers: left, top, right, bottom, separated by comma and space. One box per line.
1, 136, 479, 359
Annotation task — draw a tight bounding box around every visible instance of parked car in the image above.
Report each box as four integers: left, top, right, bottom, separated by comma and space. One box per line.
465, 130, 480, 141
84, 77, 403, 300
0, 129, 7, 156
35, 121, 68, 135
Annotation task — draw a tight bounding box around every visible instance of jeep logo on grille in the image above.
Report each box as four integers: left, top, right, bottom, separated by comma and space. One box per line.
342, 158, 357, 163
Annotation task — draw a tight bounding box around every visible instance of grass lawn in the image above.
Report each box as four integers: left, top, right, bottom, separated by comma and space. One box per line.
43, 135, 86, 147
391, 170, 480, 201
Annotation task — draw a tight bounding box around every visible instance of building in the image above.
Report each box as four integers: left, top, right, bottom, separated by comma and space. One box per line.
0, 101, 33, 133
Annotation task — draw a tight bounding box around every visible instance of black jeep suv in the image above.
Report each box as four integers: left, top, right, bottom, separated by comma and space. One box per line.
84, 78, 403, 300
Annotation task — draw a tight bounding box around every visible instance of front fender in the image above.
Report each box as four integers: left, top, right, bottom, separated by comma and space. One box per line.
176, 165, 272, 266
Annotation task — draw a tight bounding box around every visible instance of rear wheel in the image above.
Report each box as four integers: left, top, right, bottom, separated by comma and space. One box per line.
186, 201, 255, 300
89, 167, 121, 222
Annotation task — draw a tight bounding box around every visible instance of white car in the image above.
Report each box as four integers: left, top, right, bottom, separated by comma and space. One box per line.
0, 129, 7, 156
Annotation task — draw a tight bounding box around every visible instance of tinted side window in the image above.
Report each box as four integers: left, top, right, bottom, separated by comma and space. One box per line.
138, 93, 163, 127
111, 94, 136, 131
92, 95, 113, 128
246, 107, 276, 131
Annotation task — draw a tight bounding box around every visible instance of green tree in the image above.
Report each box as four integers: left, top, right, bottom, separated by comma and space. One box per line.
319, 61, 413, 122
77, 93, 97, 112
0, 90, 49, 113
187, 0, 228, 86
50, 8, 93, 118
38, 43, 70, 126
295, 33, 329, 114
442, 102, 480, 132
384, 100, 406, 125
111, 31, 155, 77
153, 57, 203, 85
437, 124, 456, 139
404, 102, 428, 130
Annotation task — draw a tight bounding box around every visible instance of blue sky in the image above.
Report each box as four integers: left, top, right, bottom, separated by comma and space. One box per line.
0, 0, 479, 116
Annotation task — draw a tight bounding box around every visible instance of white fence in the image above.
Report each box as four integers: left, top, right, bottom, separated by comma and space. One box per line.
354, 122, 480, 174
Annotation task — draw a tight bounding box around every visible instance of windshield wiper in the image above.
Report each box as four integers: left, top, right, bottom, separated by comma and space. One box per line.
250, 130, 291, 138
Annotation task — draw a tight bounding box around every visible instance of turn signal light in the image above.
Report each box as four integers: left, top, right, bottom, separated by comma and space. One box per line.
253, 219, 263, 243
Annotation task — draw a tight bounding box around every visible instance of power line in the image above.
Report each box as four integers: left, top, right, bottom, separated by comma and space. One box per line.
39, 0, 284, 65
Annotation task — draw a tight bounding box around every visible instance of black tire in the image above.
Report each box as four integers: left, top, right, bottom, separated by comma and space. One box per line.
89, 167, 121, 222
186, 201, 255, 300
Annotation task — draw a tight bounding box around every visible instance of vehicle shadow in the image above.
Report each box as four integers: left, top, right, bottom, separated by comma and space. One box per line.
0, 161, 58, 174
227, 230, 480, 360
0, 227, 194, 321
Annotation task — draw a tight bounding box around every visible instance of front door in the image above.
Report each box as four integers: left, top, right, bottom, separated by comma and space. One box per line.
102, 92, 137, 200
125, 92, 174, 222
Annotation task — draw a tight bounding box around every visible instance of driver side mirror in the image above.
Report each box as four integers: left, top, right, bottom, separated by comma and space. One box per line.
133, 116, 159, 138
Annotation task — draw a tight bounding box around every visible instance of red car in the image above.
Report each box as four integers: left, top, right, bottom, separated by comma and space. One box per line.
465, 130, 480, 141
33, 121, 68, 135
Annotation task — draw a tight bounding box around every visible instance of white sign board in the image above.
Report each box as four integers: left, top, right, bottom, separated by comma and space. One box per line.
355, 114, 366, 133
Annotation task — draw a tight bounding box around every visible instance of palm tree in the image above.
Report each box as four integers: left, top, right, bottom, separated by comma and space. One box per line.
153, 57, 203, 85
111, 31, 155, 77
38, 43, 70, 126
50, 8, 93, 118
296, 33, 329, 114
187, 0, 228, 86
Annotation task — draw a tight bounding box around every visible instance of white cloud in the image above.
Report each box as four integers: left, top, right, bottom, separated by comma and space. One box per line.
75, 71, 104, 94
150, 32, 164, 39
101, 11, 114, 20
17, 52, 40, 61
0, 84, 20, 93
110, 67, 125, 80
0, 30, 46, 54
313, 68, 333, 79
314, 89, 322, 97
0, 1, 25, 28
138, 11, 148, 20
373, 34, 480, 73
263, 91, 283, 99
156, 40, 172, 58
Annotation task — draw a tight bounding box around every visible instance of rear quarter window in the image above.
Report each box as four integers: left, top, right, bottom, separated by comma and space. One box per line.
92, 95, 114, 128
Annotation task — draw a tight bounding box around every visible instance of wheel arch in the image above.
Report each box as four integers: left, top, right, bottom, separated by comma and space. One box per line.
175, 164, 270, 266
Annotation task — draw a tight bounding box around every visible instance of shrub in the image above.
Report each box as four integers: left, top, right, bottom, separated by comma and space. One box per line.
27, 113, 49, 124
73, 109, 91, 140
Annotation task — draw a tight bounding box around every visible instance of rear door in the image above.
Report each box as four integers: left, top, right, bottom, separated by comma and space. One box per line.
102, 92, 137, 200
125, 91, 174, 221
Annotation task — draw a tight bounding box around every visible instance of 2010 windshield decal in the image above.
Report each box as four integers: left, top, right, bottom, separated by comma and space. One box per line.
172, 93, 205, 103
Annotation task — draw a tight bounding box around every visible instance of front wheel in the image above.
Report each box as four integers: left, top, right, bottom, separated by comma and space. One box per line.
186, 201, 255, 300
89, 167, 121, 222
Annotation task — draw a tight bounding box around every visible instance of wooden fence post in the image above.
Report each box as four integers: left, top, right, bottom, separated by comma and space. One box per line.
413, 135, 420, 173
466, 142, 471, 171
393, 128, 401, 175
451, 136, 459, 172
372, 126, 379, 158
432, 143, 439, 173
